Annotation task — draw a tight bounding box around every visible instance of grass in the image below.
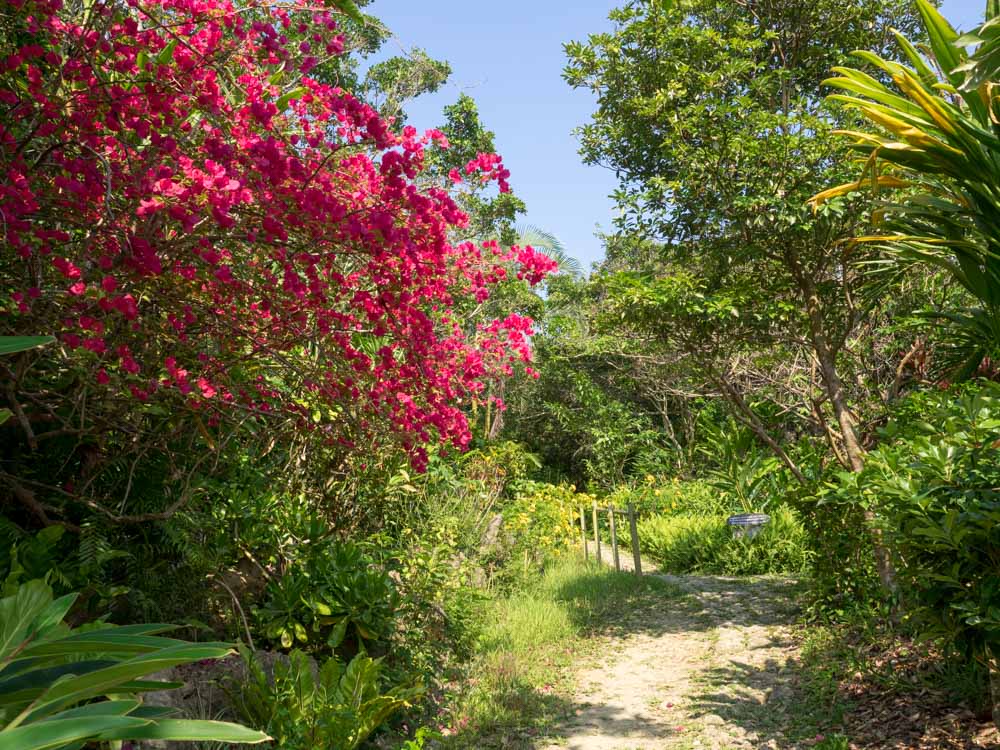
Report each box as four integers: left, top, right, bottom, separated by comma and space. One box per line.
637, 505, 811, 576
438, 554, 681, 748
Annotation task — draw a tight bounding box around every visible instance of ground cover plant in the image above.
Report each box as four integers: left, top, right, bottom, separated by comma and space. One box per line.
637, 506, 811, 576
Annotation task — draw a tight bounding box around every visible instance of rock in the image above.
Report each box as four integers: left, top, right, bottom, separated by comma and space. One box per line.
480, 514, 504, 551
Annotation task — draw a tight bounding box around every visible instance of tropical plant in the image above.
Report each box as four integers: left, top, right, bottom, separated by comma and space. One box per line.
0, 580, 268, 749
812, 0, 1000, 379
256, 541, 396, 653
504, 481, 592, 562
637, 506, 810, 576
229, 645, 422, 750
833, 382, 1000, 727
701, 425, 781, 514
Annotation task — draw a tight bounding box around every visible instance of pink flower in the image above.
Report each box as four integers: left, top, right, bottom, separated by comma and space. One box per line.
0, 0, 539, 471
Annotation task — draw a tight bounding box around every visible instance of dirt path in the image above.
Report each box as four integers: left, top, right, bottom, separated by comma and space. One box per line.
543, 558, 805, 750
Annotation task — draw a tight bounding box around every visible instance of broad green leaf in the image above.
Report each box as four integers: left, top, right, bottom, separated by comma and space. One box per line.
96, 719, 270, 744
0, 337, 55, 357
276, 87, 308, 111
18, 631, 188, 661
916, 0, 962, 83
23, 644, 233, 721
326, 618, 348, 649
0, 581, 55, 664
329, 0, 363, 23
0, 716, 151, 750
37, 700, 140, 721
892, 29, 940, 87
26, 595, 77, 643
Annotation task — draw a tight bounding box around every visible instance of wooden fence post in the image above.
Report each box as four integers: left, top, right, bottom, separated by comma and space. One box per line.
627, 502, 642, 576
579, 506, 588, 561
592, 500, 601, 564
608, 507, 620, 572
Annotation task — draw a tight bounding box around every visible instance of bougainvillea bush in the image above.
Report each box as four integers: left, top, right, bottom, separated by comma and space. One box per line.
0, 0, 555, 526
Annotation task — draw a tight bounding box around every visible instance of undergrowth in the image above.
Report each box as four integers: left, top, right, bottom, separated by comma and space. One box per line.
636, 506, 810, 576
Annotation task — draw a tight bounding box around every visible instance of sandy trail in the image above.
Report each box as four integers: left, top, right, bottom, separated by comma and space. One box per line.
543, 551, 803, 750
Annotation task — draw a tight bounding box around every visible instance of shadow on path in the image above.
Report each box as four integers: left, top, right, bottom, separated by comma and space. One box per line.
533, 567, 808, 750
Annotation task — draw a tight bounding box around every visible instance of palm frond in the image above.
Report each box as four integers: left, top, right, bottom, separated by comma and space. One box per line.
814, 0, 1000, 381
514, 224, 585, 278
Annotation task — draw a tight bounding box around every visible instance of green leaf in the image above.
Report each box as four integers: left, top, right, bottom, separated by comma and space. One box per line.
326, 618, 348, 650
0, 716, 152, 750
18, 630, 188, 661
155, 40, 178, 66
915, 0, 962, 82
0, 580, 55, 664
293, 621, 308, 643
37, 700, 141, 721
23, 644, 233, 722
275, 87, 308, 111
0, 337, 55, 357
328, 0, 363, 23
96, 719, 270, 744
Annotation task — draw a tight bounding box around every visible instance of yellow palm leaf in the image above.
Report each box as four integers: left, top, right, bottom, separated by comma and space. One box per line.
859, 105, 963, 155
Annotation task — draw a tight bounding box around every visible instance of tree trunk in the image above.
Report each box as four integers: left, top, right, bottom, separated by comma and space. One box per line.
801, 276, 897, 592
990, 649, 1000, 732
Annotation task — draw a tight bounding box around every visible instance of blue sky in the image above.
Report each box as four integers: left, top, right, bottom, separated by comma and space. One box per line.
369, 0, 985, 269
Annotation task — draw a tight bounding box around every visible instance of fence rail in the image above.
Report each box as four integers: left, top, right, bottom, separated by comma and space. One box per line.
579, 500, 642, 576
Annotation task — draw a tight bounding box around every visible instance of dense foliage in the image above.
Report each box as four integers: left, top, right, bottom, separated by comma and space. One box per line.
0, 0, 554, 530
5, 0, 1000, 744
637, 506, 811, 576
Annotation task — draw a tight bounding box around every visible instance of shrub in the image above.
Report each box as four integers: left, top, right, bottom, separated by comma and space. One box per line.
637, 514, 730, 573
230, 645, 422, 750
608, 477, 724, 517
380, 528, 487, 681
637, 506, 810, 575
256, 541, 396, 656
504, 481, 594, 562
797, 485, 883, 621
0, 0, 550, 532
834, 382, 1000, 724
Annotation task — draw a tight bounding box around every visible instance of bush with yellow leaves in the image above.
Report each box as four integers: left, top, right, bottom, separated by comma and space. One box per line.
606, 477, 724, 517
504, 481, 595, 563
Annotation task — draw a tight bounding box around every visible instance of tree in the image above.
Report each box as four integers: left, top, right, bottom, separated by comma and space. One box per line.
565, 0, 924, 587
0, 0, 554, 529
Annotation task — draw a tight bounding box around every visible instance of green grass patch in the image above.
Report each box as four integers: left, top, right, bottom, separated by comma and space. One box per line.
439, 554, 681, 748
637, 505, 811, 576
